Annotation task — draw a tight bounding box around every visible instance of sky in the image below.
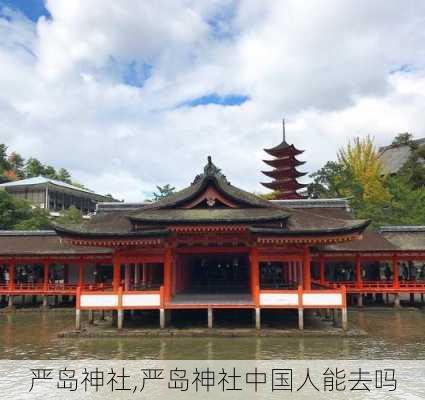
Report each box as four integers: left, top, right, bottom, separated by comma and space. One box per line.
1, 1, 425, 201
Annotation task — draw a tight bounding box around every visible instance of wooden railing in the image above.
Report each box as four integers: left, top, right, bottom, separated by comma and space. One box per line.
322, 280, 425, 292
258, 285, 346, 309
76, 286, 164, 310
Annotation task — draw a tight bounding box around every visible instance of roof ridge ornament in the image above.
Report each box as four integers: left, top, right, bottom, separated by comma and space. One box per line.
191, 156, 230, 185
282, 118, 286, 142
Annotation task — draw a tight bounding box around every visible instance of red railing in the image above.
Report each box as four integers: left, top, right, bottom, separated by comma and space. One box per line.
322, 280, 425, 292
0, 282, 113, 294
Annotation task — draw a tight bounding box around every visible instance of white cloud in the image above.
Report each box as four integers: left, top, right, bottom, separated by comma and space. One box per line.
1, 1, 425, 200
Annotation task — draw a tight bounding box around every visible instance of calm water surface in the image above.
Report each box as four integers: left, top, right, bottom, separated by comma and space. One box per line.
1, 309, 425, 359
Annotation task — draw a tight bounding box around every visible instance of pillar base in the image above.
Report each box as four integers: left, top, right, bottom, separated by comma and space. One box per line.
160, 309, 166, 329
42, 295, 48, 309
207, 308, 213, 329
7, 295, 14, 308
117, 309, 123, 330
298, 308, 304, 330
394, 293, 401, 308
254, 308, 261, 330
75, 309, 81, 330
341, 308, 348, 331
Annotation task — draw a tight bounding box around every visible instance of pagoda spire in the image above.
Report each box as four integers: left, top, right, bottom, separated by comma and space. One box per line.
261, 119, 306, 199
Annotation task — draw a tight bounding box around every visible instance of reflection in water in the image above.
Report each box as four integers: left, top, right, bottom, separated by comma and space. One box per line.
1, 309, 425, 359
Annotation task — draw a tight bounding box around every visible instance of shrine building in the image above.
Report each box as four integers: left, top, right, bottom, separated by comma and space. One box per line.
1, 127, 425, 331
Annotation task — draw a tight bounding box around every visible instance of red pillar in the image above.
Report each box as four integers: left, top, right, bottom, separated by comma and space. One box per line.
124, 264, 130, 291
392, 254, 399, 288
113, 254, 121, 291
250, 247, 260, 305
355, 254, 362, 288
63, 263, 69, 285
8, 260, 15, 291
163, 247, 173, 303
303, 247, 311, 290
78, 261, 84, 287
43, 260, 49, 291
319, 254, 325, 285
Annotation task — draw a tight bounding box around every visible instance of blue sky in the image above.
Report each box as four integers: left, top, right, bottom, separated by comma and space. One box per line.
0, 0, 50, 21
0, 1, 424, 201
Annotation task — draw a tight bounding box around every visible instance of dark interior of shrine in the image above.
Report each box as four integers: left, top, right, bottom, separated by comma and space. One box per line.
180, 254, 250, 294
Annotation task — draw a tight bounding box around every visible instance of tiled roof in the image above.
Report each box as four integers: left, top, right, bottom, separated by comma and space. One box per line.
0, 231, 111, 256
378, 138, 425, 175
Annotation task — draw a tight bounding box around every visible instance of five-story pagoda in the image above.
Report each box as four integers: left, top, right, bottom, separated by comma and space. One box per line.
261, 119, 306, 199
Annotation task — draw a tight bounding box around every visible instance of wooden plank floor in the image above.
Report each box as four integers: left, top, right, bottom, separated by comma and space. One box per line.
170, 293, 253, 305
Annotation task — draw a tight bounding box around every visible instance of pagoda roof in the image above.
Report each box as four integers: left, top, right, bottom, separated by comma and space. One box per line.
264, 142, 304, 157
261, 180, 306, 191
262, 169, 307, 179
53, 157, 370, 242
263, 158, 305, 168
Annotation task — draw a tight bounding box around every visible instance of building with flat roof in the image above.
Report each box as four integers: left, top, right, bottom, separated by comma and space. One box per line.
0, 176, 113, 215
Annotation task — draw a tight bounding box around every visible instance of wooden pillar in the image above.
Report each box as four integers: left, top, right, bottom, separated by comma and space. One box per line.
250, 247, 260, 305
75, 287, 81, 330
117, 286, 123, 330
113, 254, 121, 291
298, 285, 304, 330
355, 254, 362, 288
78, 261, 84, 287
8, 260, 15, 291
164, 247, 173, 303
43, 260, 49, 291
319, 254, 325, 285
142, 263, 147, 286
124, 264, 130, 291
63, 263, 69, 284
288, 262, 293, 285
392, 254, 399, 289
302, 247, 311, 290
134, 264, 140, 287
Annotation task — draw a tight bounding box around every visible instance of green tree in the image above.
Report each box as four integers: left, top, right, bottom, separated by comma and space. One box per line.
0, 190, 32, 229
24, 158, 45, 177
397, 144, 425, 189
43, 165, 57, 179
56, 168, 72, 184
13, 208, 51, 230
307, 161, 352, 198
0, 144, 10, 171
55, 205, 84, 225
151, 184, 176, 201
391, 132, 414, 146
